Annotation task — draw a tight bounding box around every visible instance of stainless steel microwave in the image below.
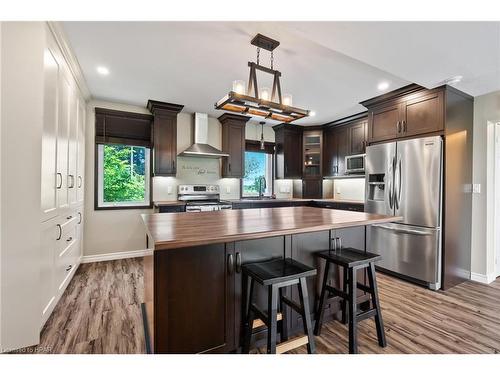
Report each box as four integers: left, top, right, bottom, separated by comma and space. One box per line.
345, 154, 366, 174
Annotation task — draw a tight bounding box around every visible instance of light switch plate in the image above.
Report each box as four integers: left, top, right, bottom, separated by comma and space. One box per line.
473, 183, 481, 194
167, 186, 173, 194
226, 186, 230, 193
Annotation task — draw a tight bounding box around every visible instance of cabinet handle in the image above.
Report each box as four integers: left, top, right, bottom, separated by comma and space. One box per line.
402, 120, 407, 133
66, 236, 73, 242
396, 121, 401, 133
227, 254, 234, 275
78, 176, 82, 188
56, 173, 63, 189
229, 162, 231, 172
78, 212, 82, 224
68, 174, 75, 188
56, 224, 62, 240
235, 252, 242, 273
66, 265, 72, 272
172, 160, 175, 171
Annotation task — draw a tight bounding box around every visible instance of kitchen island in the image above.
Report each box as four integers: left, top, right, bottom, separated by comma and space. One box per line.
141, 206, 400, 354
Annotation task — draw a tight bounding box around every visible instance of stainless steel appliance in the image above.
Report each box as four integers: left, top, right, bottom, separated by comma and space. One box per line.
345, 153, 365, 174
178, 184, 232, 212
365, 136, 443, 290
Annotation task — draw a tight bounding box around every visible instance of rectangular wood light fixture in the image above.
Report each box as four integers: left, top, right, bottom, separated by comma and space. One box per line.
215, 34, 310, 123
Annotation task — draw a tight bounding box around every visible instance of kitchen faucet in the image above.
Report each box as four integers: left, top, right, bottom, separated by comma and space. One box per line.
258, 176, 266, 198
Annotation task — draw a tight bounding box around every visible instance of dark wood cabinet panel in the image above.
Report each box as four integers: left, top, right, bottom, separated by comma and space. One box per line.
273, 125, 303, 179
155, 244, 235, 353
147, 100, 184, 177
349, 120, 368, 155
219, 113, 250, 178
335, 126, 350, 176
302, 178, 323, 199
402, 91, 444, 136
368, 103, 401, 143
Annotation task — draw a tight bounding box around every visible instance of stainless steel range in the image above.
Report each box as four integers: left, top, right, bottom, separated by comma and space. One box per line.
178, 184, 232, 212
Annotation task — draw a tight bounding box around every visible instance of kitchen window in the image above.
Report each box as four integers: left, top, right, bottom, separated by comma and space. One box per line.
242, 140, 275, 197
94, 107, 154, 210
96, 144, 151, 209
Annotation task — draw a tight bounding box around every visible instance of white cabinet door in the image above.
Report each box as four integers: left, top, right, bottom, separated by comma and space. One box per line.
40, 217, 58, 328
68, 85, 78, 208
41, 46, 60, 222
76, 98, 85, 205
57, 72, 71, 214
76, 207, 84, 261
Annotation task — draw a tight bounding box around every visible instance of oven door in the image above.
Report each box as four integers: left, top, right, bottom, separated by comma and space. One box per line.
345, 154, 365, 174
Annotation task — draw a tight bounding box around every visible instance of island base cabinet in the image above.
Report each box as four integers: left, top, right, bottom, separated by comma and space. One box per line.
150, 244, 235, 354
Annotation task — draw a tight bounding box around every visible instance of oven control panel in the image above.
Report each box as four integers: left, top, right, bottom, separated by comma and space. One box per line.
178, 184, 219, 194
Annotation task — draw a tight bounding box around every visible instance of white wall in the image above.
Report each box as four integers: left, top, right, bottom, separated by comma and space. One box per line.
0, 22, 45, 351
84, 101, 154, 257
332, 178, 365, 202
471, 91, 500, 281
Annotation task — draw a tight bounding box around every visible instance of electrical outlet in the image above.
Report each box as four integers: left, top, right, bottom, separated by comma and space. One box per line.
473, 184, 481, 194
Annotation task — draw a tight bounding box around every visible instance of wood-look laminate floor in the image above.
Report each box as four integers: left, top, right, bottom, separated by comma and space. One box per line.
36, 258, 500, 354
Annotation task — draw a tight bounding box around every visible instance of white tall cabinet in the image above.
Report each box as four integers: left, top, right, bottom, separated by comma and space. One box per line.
40, 27, 86, 328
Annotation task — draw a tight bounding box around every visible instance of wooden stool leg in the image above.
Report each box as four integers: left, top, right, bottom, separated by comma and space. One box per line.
267, 284, 279, 354
342, 267, 348, 324
367, 262, 386, 348
348, 267, 358, 354
299, 277, 316, 354
279, 287, 288, 342
313, 260, 330, 336
242, 278, 255, 354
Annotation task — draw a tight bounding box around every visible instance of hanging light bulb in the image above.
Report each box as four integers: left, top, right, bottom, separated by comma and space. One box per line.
260, 122, 266, 150
232, 80, 246, 94
283, 93, 293, 106
260, 87, 270, 101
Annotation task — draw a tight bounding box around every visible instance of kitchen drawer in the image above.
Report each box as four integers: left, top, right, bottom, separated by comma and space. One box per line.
55, 233, 79, 292
58, 212, 78, 240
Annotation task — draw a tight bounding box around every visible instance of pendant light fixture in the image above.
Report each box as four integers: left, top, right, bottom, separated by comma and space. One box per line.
260, 121, 266, 150
215, 33, 310, 123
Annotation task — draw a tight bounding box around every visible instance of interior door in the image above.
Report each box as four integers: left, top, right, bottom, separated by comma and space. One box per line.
395, 136, 442, 227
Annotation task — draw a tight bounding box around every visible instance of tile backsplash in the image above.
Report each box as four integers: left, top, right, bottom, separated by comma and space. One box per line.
332, 178, 365, 202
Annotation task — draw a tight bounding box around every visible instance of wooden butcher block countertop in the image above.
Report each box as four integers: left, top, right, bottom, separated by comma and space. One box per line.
142, 206, 401, 251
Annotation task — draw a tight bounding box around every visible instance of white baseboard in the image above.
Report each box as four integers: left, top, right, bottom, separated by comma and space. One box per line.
82, 249, 152, 264
471, 271, 497, 284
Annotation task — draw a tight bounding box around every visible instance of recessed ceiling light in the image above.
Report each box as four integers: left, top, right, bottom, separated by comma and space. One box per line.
96, 66, 109, 76
377, 81, 389, 91
309, 111, 316, 117
444, 75, 463, 85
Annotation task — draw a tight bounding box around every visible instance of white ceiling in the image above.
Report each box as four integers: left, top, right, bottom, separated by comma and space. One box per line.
62, 21, 500, 125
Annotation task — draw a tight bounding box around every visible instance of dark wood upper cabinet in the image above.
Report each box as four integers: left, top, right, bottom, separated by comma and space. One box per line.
368, 103, 402, 143
273, 124, 303, 179
349, 119, 368, 155
403, 91, 444, 136
147, 100, 184, 177
322, 112, 368, 177
362, 84, 446, 144
219, 113, 250, 178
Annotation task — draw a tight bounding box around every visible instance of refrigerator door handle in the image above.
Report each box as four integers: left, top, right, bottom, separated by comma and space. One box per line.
388, 158, 394, 209
394, 155, 402, 210
371, 223, 434, 236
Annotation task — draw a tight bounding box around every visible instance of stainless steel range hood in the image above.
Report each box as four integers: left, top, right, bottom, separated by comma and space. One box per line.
178, 113, 229, 158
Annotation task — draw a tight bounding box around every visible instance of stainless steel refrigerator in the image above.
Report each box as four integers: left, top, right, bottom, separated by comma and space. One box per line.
365, 136, 443, 290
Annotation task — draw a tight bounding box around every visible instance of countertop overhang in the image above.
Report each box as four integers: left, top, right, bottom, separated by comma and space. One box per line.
142, 206, 401, 251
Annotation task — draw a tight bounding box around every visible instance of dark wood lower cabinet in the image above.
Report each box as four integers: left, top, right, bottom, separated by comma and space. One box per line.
145, 229, 366, 353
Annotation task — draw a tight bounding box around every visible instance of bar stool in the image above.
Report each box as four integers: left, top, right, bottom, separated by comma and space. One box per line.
241, 258, 317, 354
314, 247, 386, 354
